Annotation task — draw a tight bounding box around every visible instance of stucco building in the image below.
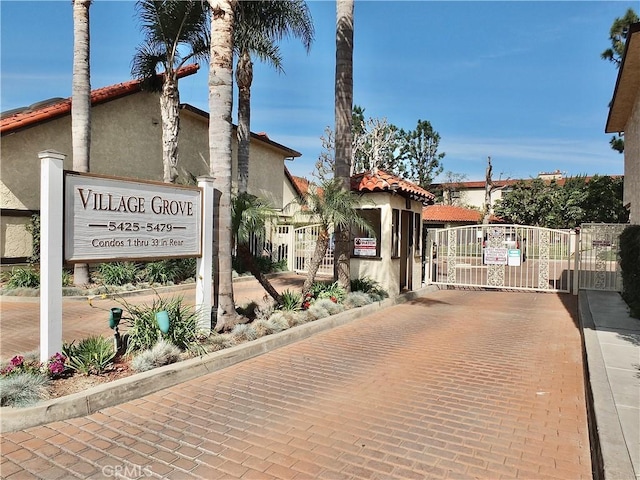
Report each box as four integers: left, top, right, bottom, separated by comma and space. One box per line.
1, 66, 301, 264
606, 22, 640, 224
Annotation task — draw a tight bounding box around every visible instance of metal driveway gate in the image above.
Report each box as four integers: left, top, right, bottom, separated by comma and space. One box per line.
293, 224, 334, 276
430, 224, 573, 293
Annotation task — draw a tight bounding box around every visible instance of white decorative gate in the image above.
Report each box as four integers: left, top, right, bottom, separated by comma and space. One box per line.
430, 224, 573, 293
293, 224, 334, 276
577, 223, 626, 292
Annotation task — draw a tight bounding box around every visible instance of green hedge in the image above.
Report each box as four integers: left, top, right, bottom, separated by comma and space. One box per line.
619, 224, 640, 319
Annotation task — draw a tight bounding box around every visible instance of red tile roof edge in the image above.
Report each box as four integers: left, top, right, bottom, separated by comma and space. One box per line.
422, 204, 503, 223
350, 169, 435, 203
1, 64, 200, 135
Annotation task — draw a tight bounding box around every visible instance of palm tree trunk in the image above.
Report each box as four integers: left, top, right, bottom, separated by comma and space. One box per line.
333, 0, 354, 291
161, 73, 180, 183
237, 243, 282, 304
209, 0, 240, 331
236, 49, 253, 194
302, 229, 330, 294
72, 0, 91, 286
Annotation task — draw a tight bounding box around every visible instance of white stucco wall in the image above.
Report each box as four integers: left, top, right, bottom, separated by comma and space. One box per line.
350, 192, 424, 297
624, 93, 640, 224
1, 93, 294, 259
455, 188, 504, 211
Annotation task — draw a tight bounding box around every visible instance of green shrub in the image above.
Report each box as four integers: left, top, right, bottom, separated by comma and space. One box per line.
233, 254, 284, 275
172, 258, 196, 282
63, 336, 115, 375
266, 313, 289, 333
252, 319, 274, 337
351, 277, 388, 300
0, 373, 49, 407
4, 267, 40, 289
131, 339, 181, 372
122, 295, 205, 354
62, 269, 73, 287
142, 260, 180, 285
204, 333, 236, 352
344, 291, 373, 309
279, 290, 302, 311
230, 324, 258, 342
315, 298, 344, 316
97, 262, 140, 286
620, 225, 640, 318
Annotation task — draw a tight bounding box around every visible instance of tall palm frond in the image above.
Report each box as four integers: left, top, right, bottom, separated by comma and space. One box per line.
234, 0, 314, 194
132, 0, 210, 183
231, 192, 282, 304
231, 193, 276, 246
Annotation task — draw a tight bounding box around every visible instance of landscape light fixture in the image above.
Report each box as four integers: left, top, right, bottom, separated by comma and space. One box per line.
109, 307, 123, 352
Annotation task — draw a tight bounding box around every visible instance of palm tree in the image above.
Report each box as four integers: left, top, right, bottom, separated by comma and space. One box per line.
232, 193, 283, 304
208, 0, 241, 332
333, 0, 354, 291
72, 0, 91, 286
298, 179, 372, 294
234, 0, 314, 194
132, 0, 210, 183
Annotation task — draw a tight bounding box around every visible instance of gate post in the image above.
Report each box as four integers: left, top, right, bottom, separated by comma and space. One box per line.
572, 228, 580, 295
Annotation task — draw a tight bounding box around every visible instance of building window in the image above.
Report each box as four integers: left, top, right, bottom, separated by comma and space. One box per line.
353, 208, 381, 257
392, 209, 400, 257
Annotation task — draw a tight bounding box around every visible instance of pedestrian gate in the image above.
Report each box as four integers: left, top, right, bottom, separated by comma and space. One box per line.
429, 225, 573, 293
577, 223, 626, 292
293, 224, 334, 276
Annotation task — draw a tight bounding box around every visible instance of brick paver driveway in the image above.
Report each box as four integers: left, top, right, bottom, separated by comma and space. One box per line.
1, 289, 591, 479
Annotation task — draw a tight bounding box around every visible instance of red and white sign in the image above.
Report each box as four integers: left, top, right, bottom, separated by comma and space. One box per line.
354, 237, 377, 256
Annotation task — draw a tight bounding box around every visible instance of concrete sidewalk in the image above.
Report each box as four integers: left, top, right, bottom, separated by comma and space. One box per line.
579, 290, 640, 480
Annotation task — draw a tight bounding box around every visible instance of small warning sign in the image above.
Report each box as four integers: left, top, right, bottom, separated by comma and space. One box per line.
354, 237, 377, 256
484, 247, 508, 265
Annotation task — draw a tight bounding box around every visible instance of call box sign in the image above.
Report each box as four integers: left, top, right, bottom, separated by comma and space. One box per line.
64, 172, 202, 262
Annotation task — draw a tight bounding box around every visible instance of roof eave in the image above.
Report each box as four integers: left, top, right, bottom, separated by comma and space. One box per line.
605, 22, 640, 134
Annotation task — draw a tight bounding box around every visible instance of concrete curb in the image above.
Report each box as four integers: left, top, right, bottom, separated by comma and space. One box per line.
578, 290, 636, 480
0, 285, 438, 433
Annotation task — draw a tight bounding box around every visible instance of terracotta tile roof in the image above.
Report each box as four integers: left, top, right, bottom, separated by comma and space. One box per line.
1, 64, 199, 135
291, 175, 312, 196
422, 204, 503, 224
350, 169, 435, 204
423, 205, 482, 223
284, 167, 308, 197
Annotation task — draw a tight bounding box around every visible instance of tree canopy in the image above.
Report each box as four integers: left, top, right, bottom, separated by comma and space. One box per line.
493, 175, 629, 228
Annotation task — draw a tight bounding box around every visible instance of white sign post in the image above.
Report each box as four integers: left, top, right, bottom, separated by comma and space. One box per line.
39, 151, 65, 362
195, 176, 214, 332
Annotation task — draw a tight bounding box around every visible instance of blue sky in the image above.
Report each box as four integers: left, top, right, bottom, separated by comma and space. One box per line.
1, 0, 636, 183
